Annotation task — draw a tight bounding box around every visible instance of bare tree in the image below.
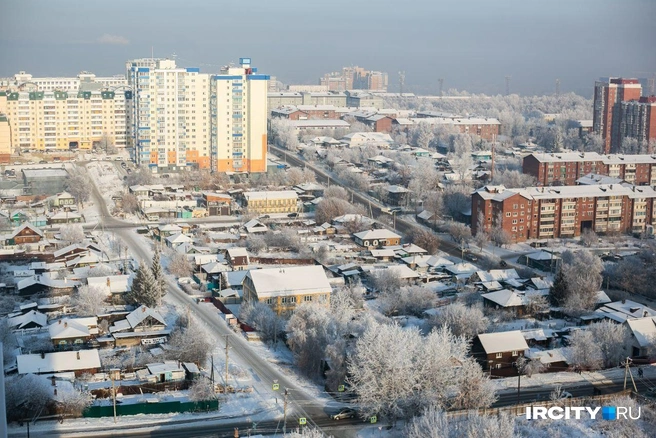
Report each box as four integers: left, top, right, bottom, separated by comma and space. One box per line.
286, 303, 337, 377
566, 329, 603, 370
559, 249, 603, 315
406, 406, 513, 438
4, 374, 53, 421
166, 319, 212, 365
407, 228, 440, 254
121, 193, 140, 214
124, 166, 154, 187
65, 170, 92, 207
56, 384, 93, 418
379, 285, 436, 317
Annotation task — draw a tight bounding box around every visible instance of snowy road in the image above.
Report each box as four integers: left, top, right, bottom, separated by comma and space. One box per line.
81, 163, 345, 436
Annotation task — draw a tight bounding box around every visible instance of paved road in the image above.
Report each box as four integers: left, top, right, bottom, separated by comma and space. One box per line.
39, 164, 346, 437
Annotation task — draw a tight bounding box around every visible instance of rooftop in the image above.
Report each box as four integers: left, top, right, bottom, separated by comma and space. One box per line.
477, 330, 529, 354
245, 265, 332, 298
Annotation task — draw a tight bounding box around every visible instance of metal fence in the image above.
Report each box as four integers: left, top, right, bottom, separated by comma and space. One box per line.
83, 399, 218, 418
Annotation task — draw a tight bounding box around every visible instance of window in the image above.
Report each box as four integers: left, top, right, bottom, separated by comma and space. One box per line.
304, 295, 313, 302
506, 212, 511, 217
512, 351, 519, 357
495, 363, 502, 369
266, 298, 274, 305
495, 352, 502, 359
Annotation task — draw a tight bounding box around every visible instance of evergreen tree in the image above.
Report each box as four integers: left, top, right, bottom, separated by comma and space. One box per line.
549, 268, 568, 306
126, 264, 160, 308
151, 249, 166, 305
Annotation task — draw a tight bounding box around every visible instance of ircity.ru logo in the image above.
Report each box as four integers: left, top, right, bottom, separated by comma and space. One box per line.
526, 406, 640, 420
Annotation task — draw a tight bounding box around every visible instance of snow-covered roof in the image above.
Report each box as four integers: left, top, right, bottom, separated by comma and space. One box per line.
53, 244, 88, 258
527, 348, 568, 364
17, 275, 80, 291
87, 275, 130, 294
444, 262, 478, 276
7, 310, 48, 329
10, 223, 44, 238
17, 350, 101, 374
528, 277, 552, 290
383, 264, 420, 280
598, 300, 656, 321
477, 331, 529, 354
245, 266, 332, 298
126, 305, 166, 329
475, 269, 520, 283
353, 229, 401, 241
417, 210, 434, 220
370, 249, 396, 258
481, 289, 525, 307
243, 190, 298, 201
147, 361, 183, 375
227, 247, 249, 258
521, 328, 555, 342
166, 233, 193, 244
626, 317, 656, 347
49, 318, 90, 339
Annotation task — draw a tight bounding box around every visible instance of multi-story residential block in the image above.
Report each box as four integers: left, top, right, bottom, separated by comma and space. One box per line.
593, 78, 642, 153
471, 184, 656, 243
6, 71, 127, 92
522, 152, 656, 187
620, 96, 656, 147
0, 88, 127, 152
267, 91, 347, 108
271, 105, 339, 120
320, 67, 388, 92
243, 190, 299, 214
210, 58, 268, 173
0, 114, 11, 156
397, 117, 501, 141
126, 58, 211, 170
243, 265, 332, 316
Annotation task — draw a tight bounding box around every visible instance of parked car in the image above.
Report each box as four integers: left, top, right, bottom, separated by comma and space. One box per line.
115, 157, 123, 161
464, 252, 478, 262
331, 408, 357, 420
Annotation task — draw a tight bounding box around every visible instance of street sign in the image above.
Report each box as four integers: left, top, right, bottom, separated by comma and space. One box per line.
272, 383, 280, 391
338, 385, 345, 392
299, 418, 307, 425
370, 415, 377, 424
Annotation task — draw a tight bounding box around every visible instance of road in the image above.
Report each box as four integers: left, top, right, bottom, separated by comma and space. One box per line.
42, 164, 348, 437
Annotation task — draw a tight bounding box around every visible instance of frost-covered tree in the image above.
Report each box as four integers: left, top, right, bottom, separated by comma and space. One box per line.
59, 224, 86, 245
379, 285, 435, 317
151, 249, 166, 304
124, 166, 154, 187
125, 264, 160, 308
566, 329, 603, 370
240, 301, 284, 344
348, 324, 495, 421
370, 269, 403, 295
65, 170, 92, 207
406, 406, 514, 438
493, 169, 537, 188
166, 319, 211, 365
270, 118, 300, 151
167, 252, 193, 279
188, 378, 216, 402
555, 249, 603, 315
72, 285, 107, 316
428, 303, 488, 338
286, 303, 338, 377
589, 320, 631, 368
5, 374, 53, 421
56, 384, 93, 417
407, 228, 440, 254
121, 192, 140, 214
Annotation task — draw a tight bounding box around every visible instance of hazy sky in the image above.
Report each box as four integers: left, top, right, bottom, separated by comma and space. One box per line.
1, 0, 655, 96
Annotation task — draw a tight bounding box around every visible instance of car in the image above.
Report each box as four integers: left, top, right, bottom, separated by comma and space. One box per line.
331, 408, 357, 420
126, 168, 132, 174
39, 160, 48, 164
464, 253, 478, 262
115, 157, 123, 161
121, 162, 127, 167
287, 212, 299, 218
559, 391, 573, 399
260, 215, 270, 219
161, 174, 170, 179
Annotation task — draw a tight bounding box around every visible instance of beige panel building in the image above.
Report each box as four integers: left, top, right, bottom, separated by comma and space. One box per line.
210, 58, 268, 173
0, 88, 127, 152
127, 59, 211, 170
243, 190, 299, 214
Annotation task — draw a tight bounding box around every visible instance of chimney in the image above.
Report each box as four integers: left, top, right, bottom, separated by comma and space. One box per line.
41, 352, 45, 359
142, 306, 146, 312
107, 277, 111, 287
58, 320, 62, 325
622, 299, 626, 304
64, 322, 68, 328
77, 351, 80, 360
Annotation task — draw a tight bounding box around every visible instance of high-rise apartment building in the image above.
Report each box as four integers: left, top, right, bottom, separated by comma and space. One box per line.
0, 87, 127, 152
620, 96, 656, 148
593, 78, 642, 153
210, 58, 269, 173
126, 58, 211, 170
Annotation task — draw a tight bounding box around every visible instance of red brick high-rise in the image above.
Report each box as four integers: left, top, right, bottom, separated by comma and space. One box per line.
593, 78, 642, 153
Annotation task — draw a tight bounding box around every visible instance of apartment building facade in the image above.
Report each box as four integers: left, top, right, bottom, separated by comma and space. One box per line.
127, 58, 211, 170
210, 58, 268, 173
320, 66, 388, 92
6, 71, 127, 92
593, 78, 642, 153
471, 184, 656, 243
0, 88, 127, 152
620, 96, 656, 147
522, 152, 656, 187
242, 190, 299, 214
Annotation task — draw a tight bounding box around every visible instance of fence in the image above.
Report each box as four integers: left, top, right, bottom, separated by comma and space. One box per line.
83, 399, 218, 418
446, 390, 633, 420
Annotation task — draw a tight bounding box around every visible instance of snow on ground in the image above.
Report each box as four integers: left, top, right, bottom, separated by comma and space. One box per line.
86, 161, 124, 211
494, 363, 656, 393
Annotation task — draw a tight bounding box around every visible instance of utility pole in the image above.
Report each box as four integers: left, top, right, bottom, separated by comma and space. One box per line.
555, 78, 561, 96
438, 78, 444, 97
110, 368, 119, 423
623, 357, 638, 392
505, 75, 512, 96
283, 388, 289, 433
0, 342, 7, 438
210, 355, 215, 385
225, 335, 230, 394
